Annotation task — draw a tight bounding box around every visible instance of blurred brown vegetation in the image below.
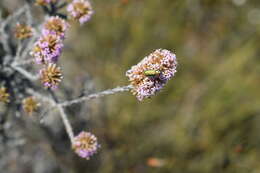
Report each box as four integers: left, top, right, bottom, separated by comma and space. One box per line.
2, 0, 260, 172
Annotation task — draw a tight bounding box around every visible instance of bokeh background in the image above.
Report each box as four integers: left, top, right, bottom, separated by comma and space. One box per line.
1, 0, 260, 172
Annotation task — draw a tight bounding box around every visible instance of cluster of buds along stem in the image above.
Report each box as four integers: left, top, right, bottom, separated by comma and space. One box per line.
31, 16, 68, 89
31, 0, 93, 89
30, 0, 99, 160
4, 0, 179, 162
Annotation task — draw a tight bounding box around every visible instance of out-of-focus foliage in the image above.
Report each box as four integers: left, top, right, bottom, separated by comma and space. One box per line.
65, 0, 260, 172
2, 0, 260, 172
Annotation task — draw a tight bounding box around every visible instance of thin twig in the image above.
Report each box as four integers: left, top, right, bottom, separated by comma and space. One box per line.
0, 28, 12, 55
25, 4, 33, 26
19, 20, 44, 61
20, 35, 37, 60
3, 4, 29, 25
0, 5, 28, 55
27, 85, 132, 144
12, 4, 33, 63
57, 105, 74, 143
0, 4, 28, 28
27, 89, 74, 143
27, 89, 55, 105
13, 40, 23, 63
11, 65, 39, 81
60, 85, 132, 107
12, 59, 34, 66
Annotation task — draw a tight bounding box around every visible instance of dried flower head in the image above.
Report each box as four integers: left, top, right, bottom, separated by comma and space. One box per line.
67, 0, 94, 24
0, 87, 10, 103
35, 0, 56, 6
43, 16, 69, 39
31, 33, 63, 64
126, 49, 177, 101
22, 97, 40, 115
15, 23, 33, 40
40, 63, 63, 89
72, 131, 100, 159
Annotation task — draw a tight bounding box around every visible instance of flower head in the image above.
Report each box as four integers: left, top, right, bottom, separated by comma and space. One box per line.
0, 87, 10, 103
40, 63, 63, 89
15, 23, 33, 40
43, 16, 69, 39
126, 49, 177, 101
35, 0, 57, 6
31, 33, 63, 64
67, 0, 94, 24
72, 131, 100, 159
22, 97, 40, 115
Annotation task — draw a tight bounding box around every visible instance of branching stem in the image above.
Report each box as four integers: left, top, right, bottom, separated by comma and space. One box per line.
59, 85, 132, 107
57, 105, 74, 143
11, 65, 39, 81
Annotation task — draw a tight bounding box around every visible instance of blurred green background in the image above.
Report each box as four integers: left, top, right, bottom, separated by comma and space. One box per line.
2, 0, 260, 172
64, 0, 260, 172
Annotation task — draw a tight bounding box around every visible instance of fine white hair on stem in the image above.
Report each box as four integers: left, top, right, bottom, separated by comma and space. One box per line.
3, 3, 39, 65
20, 35, 38, 60
60, 85, 133, 107
0, 28, 12, 55
26, 85, 133, 144
11, 65, 39, 81
57, 105, 75, 143
0, 1, 140, 160
13, 40, 23, 63
17, 23, 42, 63
27, 89, 56, 107
25, 4, 33, 26
0, 4, 29, 54
56, 85, 133, 143
12, 59, 35, 66
0, 4, 29, 26
27, 89, 74, 143
6, 4, 32, 62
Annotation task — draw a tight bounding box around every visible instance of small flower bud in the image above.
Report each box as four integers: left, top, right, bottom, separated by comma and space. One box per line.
31, 34, 63, 64
0, 87, 10, 103
22, 97, 40, 115
72, 131, 100, 159
40, 63, 63, 89
67, 0, 94, 24
43, 16, 69, 39
15, 23, 33, 40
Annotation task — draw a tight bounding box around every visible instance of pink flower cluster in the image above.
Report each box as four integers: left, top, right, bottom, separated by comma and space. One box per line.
72, 131, 100, 159
31, 16, 68, 89
32, 34, 63, 64
30, 1, 93, 88
42, 16, 69, 39
39, 63, 63, 89
28, 2, 99, 161
126, 49, 178, 101
67, 0, 94, 24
